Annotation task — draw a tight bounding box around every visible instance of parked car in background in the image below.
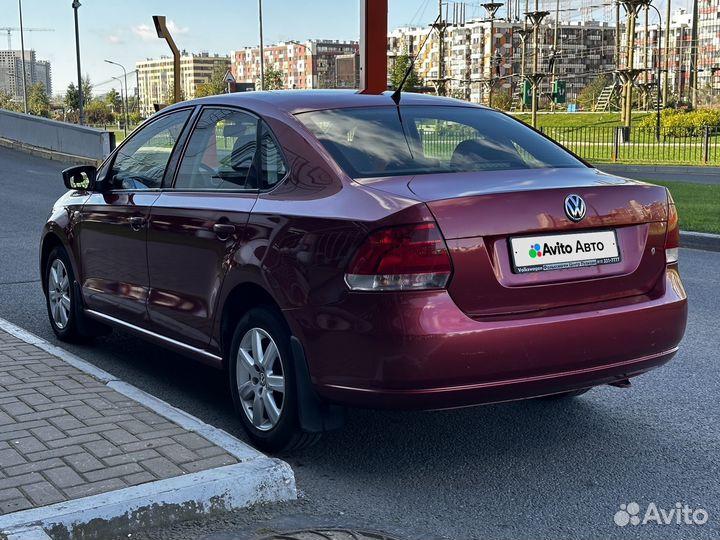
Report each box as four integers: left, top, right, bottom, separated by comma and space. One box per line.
40, 91, 687, 451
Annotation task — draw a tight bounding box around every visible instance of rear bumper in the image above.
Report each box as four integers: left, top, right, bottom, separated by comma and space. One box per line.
285, 266, 687, 410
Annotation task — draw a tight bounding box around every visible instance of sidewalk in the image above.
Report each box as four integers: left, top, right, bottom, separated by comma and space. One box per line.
0, 320, 295, 540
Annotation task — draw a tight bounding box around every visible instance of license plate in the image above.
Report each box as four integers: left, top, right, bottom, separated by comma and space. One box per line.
510, 230, 621, 273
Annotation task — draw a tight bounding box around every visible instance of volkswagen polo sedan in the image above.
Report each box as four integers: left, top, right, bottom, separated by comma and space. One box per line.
40, 91, 688, 451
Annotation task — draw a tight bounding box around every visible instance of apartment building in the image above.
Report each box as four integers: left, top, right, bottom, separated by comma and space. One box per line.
388, 19, 617, 105
136, 52, 230, 116
0, 50, 52, 100
231, 40, 359, 90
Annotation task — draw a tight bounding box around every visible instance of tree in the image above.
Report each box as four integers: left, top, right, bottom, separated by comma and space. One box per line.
28, 83, 50, 117
81, 76, 93, 107
0, 90, 21, 112
64, 82, 79, 113
85, 99, 112, 126
105, 88, 121, 113
195, 63, 231, 97
390, 54, 421, 92
261, 65, 284, 90
577, 74, 610, 111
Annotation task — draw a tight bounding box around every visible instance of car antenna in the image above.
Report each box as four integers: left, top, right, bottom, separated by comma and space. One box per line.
391, 13, 441, 105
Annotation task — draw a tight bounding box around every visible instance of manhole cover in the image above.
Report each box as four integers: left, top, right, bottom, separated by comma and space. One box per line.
257, 529, 401, 540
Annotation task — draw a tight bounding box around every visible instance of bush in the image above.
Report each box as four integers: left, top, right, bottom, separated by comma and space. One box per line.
639, 108, 720, 137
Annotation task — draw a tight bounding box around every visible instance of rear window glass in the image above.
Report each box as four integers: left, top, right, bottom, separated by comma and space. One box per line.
296, 106, 584, 179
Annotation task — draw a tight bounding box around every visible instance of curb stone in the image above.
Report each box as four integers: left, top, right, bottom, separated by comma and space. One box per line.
0, 317, 297, 540
681, 231, 720, 253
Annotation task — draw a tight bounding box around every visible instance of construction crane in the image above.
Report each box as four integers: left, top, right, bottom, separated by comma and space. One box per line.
0, 27, 55, 51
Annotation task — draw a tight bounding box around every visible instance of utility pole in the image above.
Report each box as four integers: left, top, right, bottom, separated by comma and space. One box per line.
18, 0, 28, 114
435, 0, 447, 96
688, 0, 698, 107
519, 0, 530, 111
615, 1, 620, 73
258, 0, 265, 91
618, 0, 644, 128
663, 0, 671, 106
550, 0, 559, 111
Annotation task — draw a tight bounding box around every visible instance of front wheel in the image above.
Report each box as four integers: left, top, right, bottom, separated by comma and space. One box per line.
229, 306, 320, 453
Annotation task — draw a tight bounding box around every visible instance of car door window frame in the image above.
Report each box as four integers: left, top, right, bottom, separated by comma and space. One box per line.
99, 106, 197, 193
167, 105, 290, 194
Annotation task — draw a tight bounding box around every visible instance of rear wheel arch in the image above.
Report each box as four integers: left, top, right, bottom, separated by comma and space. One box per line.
219, 282, 285, 365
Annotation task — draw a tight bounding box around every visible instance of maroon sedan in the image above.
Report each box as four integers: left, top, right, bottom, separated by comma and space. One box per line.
40, 91, 687, 451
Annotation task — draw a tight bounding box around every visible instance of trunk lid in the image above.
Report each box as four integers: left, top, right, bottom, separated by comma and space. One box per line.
362, 167, 670, 317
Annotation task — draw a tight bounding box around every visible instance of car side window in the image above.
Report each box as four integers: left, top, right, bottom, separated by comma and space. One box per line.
108, 110, 191, 190
175, 108, 259, 191
259, 122, 288, 190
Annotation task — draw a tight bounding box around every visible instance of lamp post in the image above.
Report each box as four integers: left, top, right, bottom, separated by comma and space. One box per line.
18, 0, 28, 114
525, 7, 550, 128
111, 76, 124, 132
481, 2, 503, 108
515, 27, 533, 112
258, 0, 265, 91
644, 1, 663, 141
72, 1, 84, 125
105, 60, 129, 137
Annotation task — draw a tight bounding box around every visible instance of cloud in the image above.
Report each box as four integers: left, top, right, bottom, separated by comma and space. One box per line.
107, 34, 124, 45
132, 20, 189, 42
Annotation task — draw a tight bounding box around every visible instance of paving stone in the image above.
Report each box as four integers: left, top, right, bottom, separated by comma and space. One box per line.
84, 463, 144, 482
3, 458, 64, 477
62, 452, 105, 473
0, 447, 26, 467
48, 415, 85, 431
180, 454, 237, 473
63, 478, 126, 499
156, 443, 199, 464
22, 481, 66, 506
141, 456, 185, 479
1, 400, 34, 416
0, 487, 23, 502
0, 472, 43, 490
83, 439, 123, 459
45, 466, 85, 488
103, 448, 161, 467
102, 428, 139, 445
123, 471, 156, 485
45, 433, 102, 449
172, 432, 214, 451
10, 436, 47, 454
0, 496, 33, 514
30, 424, 66, 442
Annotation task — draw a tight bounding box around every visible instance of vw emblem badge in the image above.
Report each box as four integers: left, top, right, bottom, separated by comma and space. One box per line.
564, 194, 586, 222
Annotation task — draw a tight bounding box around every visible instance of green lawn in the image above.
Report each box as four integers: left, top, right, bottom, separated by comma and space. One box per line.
511, 112, 653, 128
647, 180, 720, 234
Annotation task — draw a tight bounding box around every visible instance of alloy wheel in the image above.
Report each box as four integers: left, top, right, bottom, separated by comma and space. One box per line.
236, 327, 286, 431
48, 259, 71, 330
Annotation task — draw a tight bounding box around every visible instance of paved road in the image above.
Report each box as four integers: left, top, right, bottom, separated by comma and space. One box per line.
0, 146, 718, 540
596, 164, 720, 184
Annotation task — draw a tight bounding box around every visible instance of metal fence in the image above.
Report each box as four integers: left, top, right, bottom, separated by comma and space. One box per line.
541, 126, 720, 165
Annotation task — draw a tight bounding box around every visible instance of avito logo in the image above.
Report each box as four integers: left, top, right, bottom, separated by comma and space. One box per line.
528, 243, 543, 258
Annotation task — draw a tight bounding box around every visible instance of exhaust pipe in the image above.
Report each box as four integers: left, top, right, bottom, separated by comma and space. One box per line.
609, 378, 632, 388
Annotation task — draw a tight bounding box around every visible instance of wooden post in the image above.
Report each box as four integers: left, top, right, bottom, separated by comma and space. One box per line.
359, 0, 388, 94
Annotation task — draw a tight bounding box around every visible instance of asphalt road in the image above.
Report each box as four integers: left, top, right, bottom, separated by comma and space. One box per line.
0, 146, 718, 540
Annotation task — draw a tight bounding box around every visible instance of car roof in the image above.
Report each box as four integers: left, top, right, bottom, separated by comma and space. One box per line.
163, 89, 488, 116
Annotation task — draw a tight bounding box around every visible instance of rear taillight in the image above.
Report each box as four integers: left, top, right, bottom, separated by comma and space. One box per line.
345, 222, 452, 291
666, 190, 679, 264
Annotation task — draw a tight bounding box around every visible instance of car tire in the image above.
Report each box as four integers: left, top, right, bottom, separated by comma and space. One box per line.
229, 306, 320, 453
44, 246, 92, 342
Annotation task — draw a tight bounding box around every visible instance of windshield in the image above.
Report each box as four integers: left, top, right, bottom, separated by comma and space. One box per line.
296, 105, 585, 179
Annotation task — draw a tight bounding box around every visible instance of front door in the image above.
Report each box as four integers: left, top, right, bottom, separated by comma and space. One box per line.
78, 109, 192, 326
146, 107, 261, 348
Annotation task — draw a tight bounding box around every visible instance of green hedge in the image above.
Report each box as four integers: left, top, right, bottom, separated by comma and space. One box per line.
638, 108, 720, 137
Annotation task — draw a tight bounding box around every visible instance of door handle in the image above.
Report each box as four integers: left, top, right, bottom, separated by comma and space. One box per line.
213, 223, 236, 239
128, 216, 146, 231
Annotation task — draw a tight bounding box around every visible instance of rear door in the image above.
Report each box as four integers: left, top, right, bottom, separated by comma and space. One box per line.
146, 107, 262, 349
78, 109, 192, 326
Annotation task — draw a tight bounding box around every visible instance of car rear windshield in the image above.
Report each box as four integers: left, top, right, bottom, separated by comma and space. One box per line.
296, 105, 585, 179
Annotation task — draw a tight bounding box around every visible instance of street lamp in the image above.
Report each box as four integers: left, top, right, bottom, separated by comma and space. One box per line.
258, 0, 265, 91
105, 59, 129, 137
113, 77, 127, 139
18, 0, 28, 114
643, 0, 664, 142
481, 2, 503, 108
72, 0, 84, 125
525, 8, 550, 128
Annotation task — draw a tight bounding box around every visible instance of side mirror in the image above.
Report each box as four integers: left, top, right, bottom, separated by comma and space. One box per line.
62, 165, 97, 191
